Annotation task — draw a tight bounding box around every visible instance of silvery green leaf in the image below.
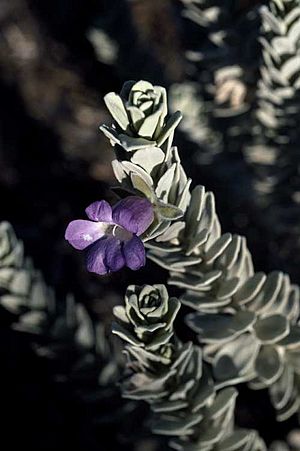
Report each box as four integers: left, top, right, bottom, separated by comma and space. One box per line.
169, 379, 195, 403
205, 217, 220, 249
130, 79, 154, 94
214, 235, 242, 272
185, 50, 204, 63
186, 311, 256, 343
278, 326, 300, 348
155, 203, 183, 220
111, 159, 126, 183
12, 311, 47, 334
255, 346, 283, 385
269, 441, 289, 451
0, 267, 14, 286
261, 6, 284, 34
184, 185, 205, 234
152, 400, 189, 413
254, 314, 290, 344
2, 241, 24, 267
257, 109, 278, 129
217, 429, 255, 451
126, 345, 172, 367
130, 173, 154, 199
248, 376, 269, 391
246, 271, 283, 314
250, 435, 267, 451
156, 111, 182, 147
119, 134, 157, 151
144, 330, 176, 350
98, 360, 119, 386
285, 286, 300, 323
286, 6, 300, 25
30, 279, 48, 309
169, 438, 208, 451
0, 294, 24, 313
74, 304, 95, 349
112, 321, 142, 347
155, 163, 176, 202
190, 370, 215, 413
271, 275, 291, 316
121, 161, 154, 188
99, 124, 121, 146
206, 387, 237, 420
151, 413, 202, 436
282, 56, 300, 80
181, 290, 231, 310
134, 320, 166, 335
170, 269, 222, 292
270, 364, 294, 411
289, 15, 300, 44
131, 147, 165, 173
233, 273, 267, 305
8, 269, 31, 296
103, 92, 129, 130
199, 193, 218, 246
127, 105, 145, 131
260, 37, 281, 65
138, 108, 163, 138
177, 179, 192, 213
287, 349, 300, 373
0, 222, 14, 255
143, 217, 171, 241
191, 425, 226, 448
155, 221, 185, 243
177, 345, 202, 380
212, 334, 259, 383
185, 228, 209, 255
161, 297, 181, 324
122, 370, 172, 400
148, 253, 202, 272
276, 389, 300, 422
204, 233, 232, 265
146, 241, 182, 254
113, 305, 129, 324
0, 222, 24, 267
216, 277, 240, 300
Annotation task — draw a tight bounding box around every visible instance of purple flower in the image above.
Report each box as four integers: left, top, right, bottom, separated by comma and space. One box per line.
65, 196, 154, 275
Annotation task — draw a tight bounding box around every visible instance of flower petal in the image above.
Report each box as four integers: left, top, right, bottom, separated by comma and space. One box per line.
123, 235, 146, 270
106, 238, 126, 272
85, 237, 125, 275
65, 220, 106, 250
85, 200, 112, 222
112, 196, 154, 236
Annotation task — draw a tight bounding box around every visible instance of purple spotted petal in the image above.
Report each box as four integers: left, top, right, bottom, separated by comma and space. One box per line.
112, 196, 154, 236
85, 237, 125, 275
85, 200, 112, 222
65, 220, 106, 250
123, 235, 146, 270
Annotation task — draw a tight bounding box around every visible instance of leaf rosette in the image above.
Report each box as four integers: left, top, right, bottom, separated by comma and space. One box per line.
100, 80, 182, 152
113, 284, 180, 351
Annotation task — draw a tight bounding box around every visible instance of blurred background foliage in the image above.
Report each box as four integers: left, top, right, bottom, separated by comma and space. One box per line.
1, 0, 300, 449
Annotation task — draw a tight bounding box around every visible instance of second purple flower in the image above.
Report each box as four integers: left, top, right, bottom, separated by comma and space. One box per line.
65, 196, 154, 275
